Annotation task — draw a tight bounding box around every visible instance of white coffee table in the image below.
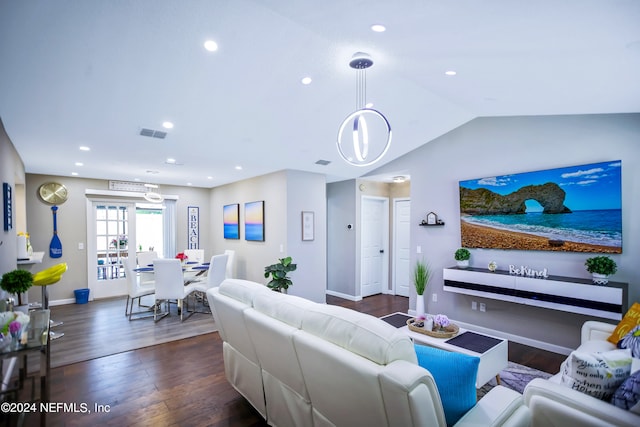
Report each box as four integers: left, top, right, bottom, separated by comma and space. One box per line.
381, 312, 508, 388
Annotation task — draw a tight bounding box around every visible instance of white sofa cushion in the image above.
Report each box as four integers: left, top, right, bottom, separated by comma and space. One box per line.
301, 304, 417, 365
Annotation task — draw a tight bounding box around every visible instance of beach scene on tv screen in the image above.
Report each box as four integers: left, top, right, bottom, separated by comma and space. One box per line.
459, 160, 622, 253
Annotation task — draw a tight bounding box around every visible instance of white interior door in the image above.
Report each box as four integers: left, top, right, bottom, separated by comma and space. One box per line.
394, 198, 411, 297
361, 196, 388, 297
87, 200, 137, 299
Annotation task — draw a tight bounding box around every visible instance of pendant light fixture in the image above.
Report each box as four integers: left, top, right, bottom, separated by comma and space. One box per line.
143, 183, 164, 203
337, 52, 392, 167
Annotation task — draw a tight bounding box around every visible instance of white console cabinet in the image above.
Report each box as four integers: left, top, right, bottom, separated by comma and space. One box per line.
443, 267, 628, 321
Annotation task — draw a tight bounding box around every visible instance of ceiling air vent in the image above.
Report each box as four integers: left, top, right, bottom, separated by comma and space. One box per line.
315, 159, 331, 166
139, 128, 167, 139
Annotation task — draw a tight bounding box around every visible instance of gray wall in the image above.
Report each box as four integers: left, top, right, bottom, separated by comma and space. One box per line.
370, 113, 640, 352
23, 174, 212, 302
0, 118, 26, 279
327, 180, 357, 297
210, 170, 327, 303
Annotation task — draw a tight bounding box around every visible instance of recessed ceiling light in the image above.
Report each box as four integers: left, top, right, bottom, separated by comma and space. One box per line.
71, 172, 78, 176
235, 165, 243, 170
301, 77, 312, 85
445, 70, 457, 76
79, 146, 90, 151
166, 158, 176, 164
75, 162, 83, 166
186, 182, 193, 186
392, 176, 406, 183
371, 24, 386, 32
162, 121, 174, 129
207, 176, 213, 180
204, 40, 218, 52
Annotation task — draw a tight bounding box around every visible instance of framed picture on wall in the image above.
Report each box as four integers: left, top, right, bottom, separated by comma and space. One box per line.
223, 203, 240, 239
302, 211, 314, 241
3, 183, 12, 231
245, 201, 264, 241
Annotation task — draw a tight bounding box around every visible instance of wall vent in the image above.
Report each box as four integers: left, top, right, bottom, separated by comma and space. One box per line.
315, 159, 331, 166
139, 128, 167, 139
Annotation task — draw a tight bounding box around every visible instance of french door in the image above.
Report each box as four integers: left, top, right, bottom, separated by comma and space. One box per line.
87, 201, 137, 299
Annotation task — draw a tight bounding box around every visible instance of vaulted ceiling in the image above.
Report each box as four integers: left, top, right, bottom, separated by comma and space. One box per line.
1, 1, 639, 187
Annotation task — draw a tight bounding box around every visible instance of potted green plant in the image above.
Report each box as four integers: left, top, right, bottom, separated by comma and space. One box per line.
585, 256, 617, 285
454, 248, 471, 268
1, 269, 33, 311
264, 256, 297, 292
413, 259, 432, 316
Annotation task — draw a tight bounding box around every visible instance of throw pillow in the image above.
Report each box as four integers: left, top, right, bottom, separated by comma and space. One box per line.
559, 348, 632, 401
617, 325, 640, 358
608, 302, 640, 345
611, 369, 640, 413
414, 344, 479, 426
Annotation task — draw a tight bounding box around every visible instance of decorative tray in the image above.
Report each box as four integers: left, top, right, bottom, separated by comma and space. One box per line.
407, 318, 459, 339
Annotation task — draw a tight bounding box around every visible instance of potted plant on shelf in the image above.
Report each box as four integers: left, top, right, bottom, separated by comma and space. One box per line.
585, 255, 617, 285
454, 248, 471, 268
0, 269, 33, 312
264, 256, 297, 293
413, 259, 432, 317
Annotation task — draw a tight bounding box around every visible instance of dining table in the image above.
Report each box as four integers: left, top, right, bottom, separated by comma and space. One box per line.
132, 260, 210, 311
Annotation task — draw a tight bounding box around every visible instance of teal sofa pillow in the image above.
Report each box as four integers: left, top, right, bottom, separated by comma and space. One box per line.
414, 344, 480, 426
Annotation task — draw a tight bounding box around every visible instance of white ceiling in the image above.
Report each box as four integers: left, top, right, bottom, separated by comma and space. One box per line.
1, 0, 639, 188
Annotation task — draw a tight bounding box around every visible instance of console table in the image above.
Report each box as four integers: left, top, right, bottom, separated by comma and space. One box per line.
443, 267, 628, 320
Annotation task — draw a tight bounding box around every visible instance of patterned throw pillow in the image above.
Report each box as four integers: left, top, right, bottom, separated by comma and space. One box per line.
608, 302, 640, 345
617, 325, 640, 358
559, 348, 632, 401
611, 370, 640, 413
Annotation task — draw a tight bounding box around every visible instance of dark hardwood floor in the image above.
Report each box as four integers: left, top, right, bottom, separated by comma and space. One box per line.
17, 294, 565, 426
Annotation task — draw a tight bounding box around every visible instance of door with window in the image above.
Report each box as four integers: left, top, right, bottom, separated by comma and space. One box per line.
87, 201, 137, 299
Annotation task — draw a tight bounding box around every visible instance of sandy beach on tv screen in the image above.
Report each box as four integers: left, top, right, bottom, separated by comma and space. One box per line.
461, 221, 620, 253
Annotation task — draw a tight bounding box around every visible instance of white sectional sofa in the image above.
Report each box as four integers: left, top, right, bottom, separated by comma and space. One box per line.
207, 279, 531, 427
523, 321, 640, 427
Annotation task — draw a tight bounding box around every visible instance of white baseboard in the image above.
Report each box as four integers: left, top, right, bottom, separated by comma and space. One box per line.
325, 290, 362, 302
408, 310, 572, 355
49, 298, 76, 306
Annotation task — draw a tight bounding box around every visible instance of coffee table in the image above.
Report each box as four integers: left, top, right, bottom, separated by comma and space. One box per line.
381, 312, 508, 388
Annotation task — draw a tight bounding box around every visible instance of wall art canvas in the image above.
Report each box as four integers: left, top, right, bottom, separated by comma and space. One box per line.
223, 204, 240, 239
244, 201, 264, 241
459, 160, 622, 253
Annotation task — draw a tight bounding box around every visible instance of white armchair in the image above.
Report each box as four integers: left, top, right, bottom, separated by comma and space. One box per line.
523, 320, 640, 427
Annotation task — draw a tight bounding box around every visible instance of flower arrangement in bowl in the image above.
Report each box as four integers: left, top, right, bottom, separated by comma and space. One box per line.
175, 252, 188, 265
433, 314, 450, 331
0, 311, 30, 349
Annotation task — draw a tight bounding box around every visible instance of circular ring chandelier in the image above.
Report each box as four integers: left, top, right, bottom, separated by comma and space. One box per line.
336, 52, 392, 167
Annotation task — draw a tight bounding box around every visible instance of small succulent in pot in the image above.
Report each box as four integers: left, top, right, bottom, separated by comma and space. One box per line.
585, 256, 617, 284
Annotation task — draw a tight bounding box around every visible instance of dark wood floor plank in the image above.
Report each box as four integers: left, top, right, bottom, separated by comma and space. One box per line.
13, 293, 566, 426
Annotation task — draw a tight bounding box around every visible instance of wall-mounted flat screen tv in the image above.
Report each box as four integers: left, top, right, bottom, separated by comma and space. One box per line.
459, 160, 622, 253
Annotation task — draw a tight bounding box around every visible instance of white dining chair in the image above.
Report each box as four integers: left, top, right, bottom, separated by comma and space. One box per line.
137, 251, 158, 267
153, 258, 198, 321
190, 254, 228, 313
183, 249, 205, 264
224, 249, 235, 279
123, 257, 155, 321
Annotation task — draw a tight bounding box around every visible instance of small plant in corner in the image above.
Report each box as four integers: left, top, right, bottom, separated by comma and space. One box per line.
264, 256, 297, 292
0, 269, 33, 306
454, 248, 471, 261
413, 259, 432, 296
585, 256, 617, 275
